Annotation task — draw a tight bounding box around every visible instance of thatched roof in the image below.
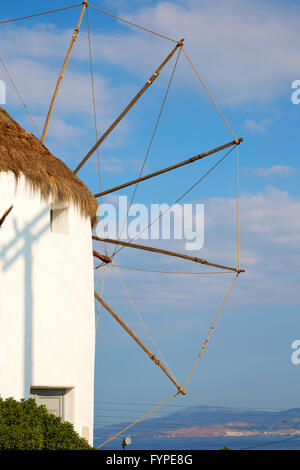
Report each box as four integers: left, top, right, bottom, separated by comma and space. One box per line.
0, 107, 98, 226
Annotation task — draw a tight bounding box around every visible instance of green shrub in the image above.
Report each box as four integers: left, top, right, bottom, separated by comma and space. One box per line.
0, 396, 93, 450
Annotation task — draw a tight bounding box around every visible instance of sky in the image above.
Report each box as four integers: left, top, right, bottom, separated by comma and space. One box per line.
1, 0, 300, 431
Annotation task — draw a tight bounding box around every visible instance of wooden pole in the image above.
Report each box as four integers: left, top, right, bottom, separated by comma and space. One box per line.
94, 291, 186, 395
93, 250, 111, 264
93, 236, 245, 273
74, 39, 184, 173
0, 205, 13, 227
94, 138, 243, 198
41, 1, 88, 143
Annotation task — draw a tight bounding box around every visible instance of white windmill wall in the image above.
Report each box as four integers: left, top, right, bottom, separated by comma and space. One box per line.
0, 172, 95, 445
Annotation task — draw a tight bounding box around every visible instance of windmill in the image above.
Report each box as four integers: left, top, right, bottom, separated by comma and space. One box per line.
0, 2, 244, 448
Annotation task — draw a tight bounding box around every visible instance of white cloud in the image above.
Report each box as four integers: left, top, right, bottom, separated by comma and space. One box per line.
2, 0, 300, 106
0, 24, 70, 60
244, 165, 295, 178
100, 157, 124, 174
90, 0, 300, 104
3, 58, 119, 118
244, 118, 272, 134
0, 56, 134, 158
43, 117, 87, 142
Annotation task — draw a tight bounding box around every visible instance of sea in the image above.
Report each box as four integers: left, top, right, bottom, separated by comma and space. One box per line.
93, 436, 300, 451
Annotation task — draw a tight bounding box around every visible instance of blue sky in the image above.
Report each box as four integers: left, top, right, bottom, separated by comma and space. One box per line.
1, 0, 300, 430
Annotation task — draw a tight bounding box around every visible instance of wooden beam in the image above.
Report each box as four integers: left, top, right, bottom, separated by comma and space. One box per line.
94, 138, 243, 198
41, 1, 87, 143
74, 38, 184, 174
0, 205, 13, 227
93, 236, 245, 273
93, 250, 111, 264
94, 291, 186, 395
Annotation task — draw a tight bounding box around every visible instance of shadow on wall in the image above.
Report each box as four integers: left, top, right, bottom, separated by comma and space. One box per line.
0, 207, 49, 397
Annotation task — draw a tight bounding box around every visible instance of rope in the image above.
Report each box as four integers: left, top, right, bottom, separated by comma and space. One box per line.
111, 261, 178, 383
94, 256, 111, 326
113, 265, 234, 275
94, 264, 107, 286
87, 6, 107, 256
111, 46, 182, 259
96, 392, 180, 449
113, 144, 236, 258
95, 264, 109, 332
88, 3, 177, 43
236, 144, 240, 269
183, 274, 239, 389
0, 3, 82, 25
182, 47, 238, 142
0, 56, 41, 137
87, 6, 101, 195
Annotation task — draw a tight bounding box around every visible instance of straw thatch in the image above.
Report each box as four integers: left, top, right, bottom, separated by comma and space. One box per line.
0, 106, 98, 227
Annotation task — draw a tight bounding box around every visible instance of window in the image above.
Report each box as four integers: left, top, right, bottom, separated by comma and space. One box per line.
50, 203, 69, 235
30, 388, 65, 418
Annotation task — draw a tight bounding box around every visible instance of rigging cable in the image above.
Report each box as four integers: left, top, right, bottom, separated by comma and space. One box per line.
111, 261, 178, 383
95, 264, 109, 332
87, 5, 101, 199
236, 144, 240, 269
182, 47, 238, 142
87, 5, 108, 256
183, 273, 239, 390
95, 263, 239, 448
0, 56, 41, 137
96, 392, 180, 449
88, 3, 177, 44
111, 265, 233, 275
0, 3, 82, 25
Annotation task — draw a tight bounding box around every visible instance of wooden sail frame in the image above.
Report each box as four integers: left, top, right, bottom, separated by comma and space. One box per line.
93, 236, 245, 273
74, 38, 184, 174
94, 291, 186, 395
94, 138, 243, 198
41, 1, 88, 143
0, 2, 246, 447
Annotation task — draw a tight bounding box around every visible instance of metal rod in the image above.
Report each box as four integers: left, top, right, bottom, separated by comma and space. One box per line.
41, 1, 88, 143
94, 138, 243, 198
94, 291, 186, 395
93, 236, 245, 273
74, 38, 184, 173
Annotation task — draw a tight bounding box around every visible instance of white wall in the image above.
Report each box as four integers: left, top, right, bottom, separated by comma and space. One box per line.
0, 172, 95, 445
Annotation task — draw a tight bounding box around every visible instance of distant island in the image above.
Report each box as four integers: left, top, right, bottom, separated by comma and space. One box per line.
95, 406, 300, 440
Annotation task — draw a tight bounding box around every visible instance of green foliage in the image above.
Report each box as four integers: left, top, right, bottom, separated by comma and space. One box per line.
221, 445, 231, 450
0, 396, 94, 450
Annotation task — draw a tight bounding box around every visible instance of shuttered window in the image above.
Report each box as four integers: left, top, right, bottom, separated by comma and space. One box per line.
30, 388, 65, 418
